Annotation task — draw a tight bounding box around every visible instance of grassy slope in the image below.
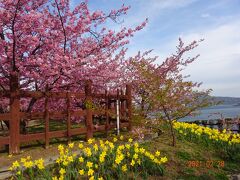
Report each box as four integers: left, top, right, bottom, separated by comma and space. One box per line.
140, 125, 240, 180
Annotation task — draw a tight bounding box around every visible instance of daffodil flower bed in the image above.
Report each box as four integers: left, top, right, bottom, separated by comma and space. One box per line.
173, 121, 240, 145
173, 121, 240, 160
9, 136, 168, 180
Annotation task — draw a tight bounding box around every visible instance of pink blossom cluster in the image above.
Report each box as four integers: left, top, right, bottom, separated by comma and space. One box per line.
0, 0, 147, 114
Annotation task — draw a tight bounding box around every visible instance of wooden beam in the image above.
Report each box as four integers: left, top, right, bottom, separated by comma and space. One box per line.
0, 136, 9, 145
20, 133, 45, 142
0, 113, 10, 120
44, 91, 49, 148
66, 92, 71, 143
105, 89, 109, 135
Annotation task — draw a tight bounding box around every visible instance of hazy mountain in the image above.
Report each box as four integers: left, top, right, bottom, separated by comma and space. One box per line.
213, 96, 240, 106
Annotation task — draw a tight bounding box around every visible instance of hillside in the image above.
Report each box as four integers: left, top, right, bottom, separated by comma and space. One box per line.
213, 96, 240, 106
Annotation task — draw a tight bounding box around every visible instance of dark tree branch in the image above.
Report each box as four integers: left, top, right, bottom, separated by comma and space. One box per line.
11, 0, 21, 71
54, 0, 67, 54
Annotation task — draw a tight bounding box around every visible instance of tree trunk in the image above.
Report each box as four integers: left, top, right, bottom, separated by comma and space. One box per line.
162, 105, 176, 146
20, 97, 37, 134
169, 120, 176, 146
140, 98, 147, 118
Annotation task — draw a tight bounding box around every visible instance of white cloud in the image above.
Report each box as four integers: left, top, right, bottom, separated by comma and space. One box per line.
201, 13, 210, 18
161, 19, 240, 97
145, 0, 197, 9
119, 0, 197, 28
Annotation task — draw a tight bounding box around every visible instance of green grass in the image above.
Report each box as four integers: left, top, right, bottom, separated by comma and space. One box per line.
26, 119, 85, 133
138, 122, 240, 180
176, 151, 192, 161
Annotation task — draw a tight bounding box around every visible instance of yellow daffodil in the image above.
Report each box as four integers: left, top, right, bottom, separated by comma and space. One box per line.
88, 168, 94, 176
86, 161, 93, 168
79, 169, 85, 175
67, 156, 73, 162
133, 153, 138, 159
93, 144, 99, 151
115, 154, 124, 165
68, 142, 74, 148
120, 135, 124, 140
21, 158, 26, 163
34, 158, 45, 170
58, 144, 64, 152
122, 164, 127, 172
23, 161, 33, 168
109, 142, 114, 149
160, 156, 168, 163
12, 161, 20, 169
59, 168, 66, 175
63, 160, 69, 166
88, 138, 95, 144
79, 156, 84, 163
78, 143, 84, 149
155, 151, 160, 156
139, 148, 145, 154
125, 144, 130, 149
134, 142, 139, 148
134, 147, 139, 153
84, 147, 92, 157
130, 160, 135, 166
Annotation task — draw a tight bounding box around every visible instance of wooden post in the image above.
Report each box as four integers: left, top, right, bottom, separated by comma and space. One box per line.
113, 99, 116, 118
105, 89, 109, 135
126, 84, 132, 131
67, 92, 71, 143
116, 89, 120, 135
120, 89, 125, 121
9, 72, 20, 154
44, 87, 49, 149
85, 80, 93, 140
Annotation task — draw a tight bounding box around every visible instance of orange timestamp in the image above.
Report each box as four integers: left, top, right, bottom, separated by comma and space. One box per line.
187, 160, 225, 168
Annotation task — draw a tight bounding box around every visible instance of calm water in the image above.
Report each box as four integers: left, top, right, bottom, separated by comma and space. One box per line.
181, 105, 240, 122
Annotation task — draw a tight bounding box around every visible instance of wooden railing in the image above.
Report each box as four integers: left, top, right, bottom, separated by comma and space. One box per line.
0, 81, 132, 154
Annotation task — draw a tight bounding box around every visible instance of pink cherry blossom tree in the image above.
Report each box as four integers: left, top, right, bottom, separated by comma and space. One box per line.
125, 39, 214, 146
0, 0, 147, 130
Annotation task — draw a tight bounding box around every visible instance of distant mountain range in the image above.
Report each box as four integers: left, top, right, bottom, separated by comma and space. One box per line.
213, 96, 240, 106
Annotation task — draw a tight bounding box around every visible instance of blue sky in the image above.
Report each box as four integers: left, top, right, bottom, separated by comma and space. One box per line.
72, 0, 240, 97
